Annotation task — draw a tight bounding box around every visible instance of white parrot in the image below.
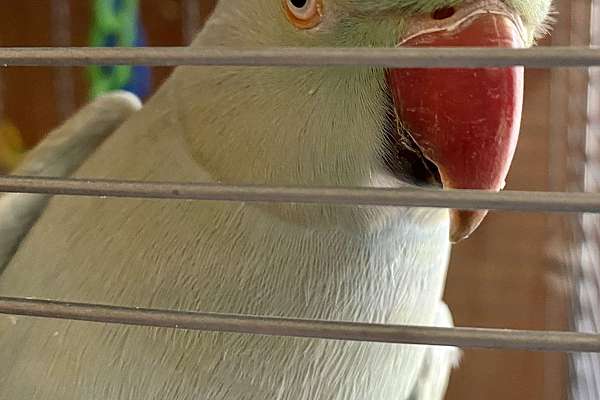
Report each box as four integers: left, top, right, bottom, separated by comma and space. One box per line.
0, 0, 551, 399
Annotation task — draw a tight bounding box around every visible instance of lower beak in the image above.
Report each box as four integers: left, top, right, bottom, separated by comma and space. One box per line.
386, 1, 526, 243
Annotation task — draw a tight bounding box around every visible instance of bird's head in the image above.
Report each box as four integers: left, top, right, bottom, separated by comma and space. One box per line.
178, 0, 553, 240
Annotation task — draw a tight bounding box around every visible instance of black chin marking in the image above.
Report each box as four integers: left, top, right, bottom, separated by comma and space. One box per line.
380, 89, 442, 188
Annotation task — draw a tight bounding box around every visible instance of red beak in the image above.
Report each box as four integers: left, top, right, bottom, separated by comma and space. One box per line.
386, 1, 526, 242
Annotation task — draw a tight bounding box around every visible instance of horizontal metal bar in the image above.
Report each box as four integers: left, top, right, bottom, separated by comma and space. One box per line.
0, 297, 598, 353
1, 46, 600, 68
1, 176, 600, 213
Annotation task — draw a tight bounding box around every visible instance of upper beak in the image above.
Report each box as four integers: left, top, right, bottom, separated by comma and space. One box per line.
386, 0, 526, 243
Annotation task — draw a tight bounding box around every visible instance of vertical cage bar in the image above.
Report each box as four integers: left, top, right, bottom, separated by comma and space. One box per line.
0, 65, 5, 119
570, 0, 600, 398
182, 0, 200, 45
50, 0, 75, 120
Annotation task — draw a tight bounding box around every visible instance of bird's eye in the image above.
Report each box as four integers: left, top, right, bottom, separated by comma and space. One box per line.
284, 0, 323, 29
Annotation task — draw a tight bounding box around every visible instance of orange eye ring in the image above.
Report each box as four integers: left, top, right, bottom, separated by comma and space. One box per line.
283, 0, 323, 29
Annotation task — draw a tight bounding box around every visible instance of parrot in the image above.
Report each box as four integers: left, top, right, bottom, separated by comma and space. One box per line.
0, 0, 552, 399
0, 91, 141, 270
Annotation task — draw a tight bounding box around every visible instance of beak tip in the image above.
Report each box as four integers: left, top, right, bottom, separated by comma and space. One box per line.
449, 210, 489, 243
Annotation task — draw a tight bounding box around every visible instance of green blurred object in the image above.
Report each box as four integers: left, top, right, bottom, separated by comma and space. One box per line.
88, 0, 139, 99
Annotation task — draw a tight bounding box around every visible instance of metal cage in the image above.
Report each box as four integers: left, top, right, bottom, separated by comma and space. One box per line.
1, 2, 600, 399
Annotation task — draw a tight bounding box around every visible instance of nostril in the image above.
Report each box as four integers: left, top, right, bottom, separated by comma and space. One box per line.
431, 7, 456, 20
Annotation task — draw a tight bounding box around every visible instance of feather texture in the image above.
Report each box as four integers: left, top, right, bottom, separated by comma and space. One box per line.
0, 0, 553, 398
0, 91, 141, 272
0, 73, 451, 399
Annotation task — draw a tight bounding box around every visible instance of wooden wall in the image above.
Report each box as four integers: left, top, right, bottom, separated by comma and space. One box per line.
0, 2, 570, 399
445, 65, 570, 400
0, 1, 217, 147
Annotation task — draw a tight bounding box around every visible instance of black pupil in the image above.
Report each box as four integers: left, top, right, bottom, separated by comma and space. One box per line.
290, 0, 308, 8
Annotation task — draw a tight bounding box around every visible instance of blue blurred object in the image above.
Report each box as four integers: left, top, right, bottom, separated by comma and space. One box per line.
88, 0, 151, 100
123, 20, 151, 99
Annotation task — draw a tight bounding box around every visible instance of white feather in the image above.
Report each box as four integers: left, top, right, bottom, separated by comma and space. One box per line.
0, 2, 455, 399
408, 303, 462, 400
0, 91, 141, 271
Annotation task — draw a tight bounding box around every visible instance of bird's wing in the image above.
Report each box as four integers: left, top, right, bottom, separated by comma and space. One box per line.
407, 302, 462, 400
0, 91, 141, 271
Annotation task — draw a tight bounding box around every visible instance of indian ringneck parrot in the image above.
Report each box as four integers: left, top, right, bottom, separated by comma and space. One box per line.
0, 0, 551, 399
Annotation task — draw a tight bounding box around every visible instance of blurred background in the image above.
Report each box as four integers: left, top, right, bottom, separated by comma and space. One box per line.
0, 1, 598, 399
